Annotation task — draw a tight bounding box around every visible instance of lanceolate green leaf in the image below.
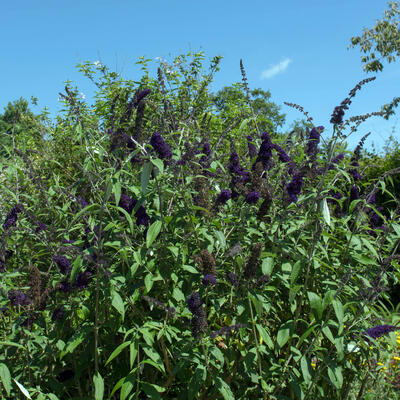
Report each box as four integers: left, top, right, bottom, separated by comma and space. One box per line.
105, 341, 131, 366
308, 291, 324, 321
215, 376, 235, 400
146, 220, 162, 248
276, 320, 294, 350
93, 372, 104, 400
111, 290, 125, 320
321, 198, 331, 227
0, 363, 11, 396
141, 162, 153, 195
13, 379, 32, 399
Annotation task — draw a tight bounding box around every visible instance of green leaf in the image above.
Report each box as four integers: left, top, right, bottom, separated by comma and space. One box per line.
321, 198, 331, 226
120, 372, 136, 400
112, 290, 125, 319
322, 290, 335, 310
104, 177, 114, 203
276, 320, 294, 350
130, 342, 138, 369
332, 300, 344, 335
112, 206, 134, 235
60, 328, 88, 359
110, 377, 125, 398
141, 382, 165, 399
256, 324, 274, 350
140, 359, 165, 374
300, 357, 313, 384
144, 273, 153, 293
0, 341, 25, 350
182, 264, 199, 274
352, 253, 377, 265
188, 365, 207, 400
141, 162, 153, 195
308, 291, 323, 321
322, 326, 335, 344
142, 345, 165, 373
146, 220, 162, 248
69, 255, 83, 284
290, 260, 302, 287
172, 287, 185, 302
112, 179, 121, 207
297, 323, 319, 347
210, 346, 225, 367
13, 379, 32, 399
392, 223, 400, 238
150, 158, 164, 174
215, 376, 235, 400
93, 372, 104, 400
326, 358, 343, 389
237, 118, 251, 133
105, 341, 131, 366
0, 363, 11, 396
215, 230, 226, 250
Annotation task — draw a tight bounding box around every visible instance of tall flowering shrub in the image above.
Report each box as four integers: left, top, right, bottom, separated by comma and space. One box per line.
0, 51, 399, 400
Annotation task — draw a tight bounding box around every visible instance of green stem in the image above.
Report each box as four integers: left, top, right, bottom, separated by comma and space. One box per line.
248, 296, 263, 383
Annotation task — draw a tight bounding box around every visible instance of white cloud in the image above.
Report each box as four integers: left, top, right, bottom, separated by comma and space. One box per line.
260, 58, 292, 79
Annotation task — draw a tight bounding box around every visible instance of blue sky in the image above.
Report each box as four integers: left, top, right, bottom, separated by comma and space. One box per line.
1, 0, 399, 154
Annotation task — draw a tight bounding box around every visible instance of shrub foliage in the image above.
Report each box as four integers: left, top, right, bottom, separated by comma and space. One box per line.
0, 51, 400, 399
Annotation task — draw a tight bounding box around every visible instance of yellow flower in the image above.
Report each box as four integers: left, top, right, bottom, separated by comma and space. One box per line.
393, 356, 400, 361
311, 363, 316, 370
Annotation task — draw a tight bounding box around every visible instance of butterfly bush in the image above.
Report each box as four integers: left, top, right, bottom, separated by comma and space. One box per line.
1, 52, 399, 400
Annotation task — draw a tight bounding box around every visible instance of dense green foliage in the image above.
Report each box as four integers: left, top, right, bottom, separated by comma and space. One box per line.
0, 51, 400, 400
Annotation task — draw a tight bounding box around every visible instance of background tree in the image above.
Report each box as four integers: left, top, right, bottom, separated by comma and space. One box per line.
348, 0, 400, 119
211, 84, 286, 134
0, 97, 49, 162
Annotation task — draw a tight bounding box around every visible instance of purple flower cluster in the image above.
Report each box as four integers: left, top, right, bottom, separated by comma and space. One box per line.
53, 255, 71, 274
34, 222, 47, 233
199, 142, 212, 166
149, 132, 172, 160
2, 204, 24, 230
228, 150, 250, 199
330, 78, 376, 125
350, 185, 360, 202
74, 270, 94, 290
216, 189, 231, 205
286, 173, 303, 203
133, 89, 151, 108
202, 274, 217, 286
330, 153, 344, 167
245, 191, 260, 204
8, 290, 31, 306
210, 323, 247, 339
305, 126, 324, 157
118, 193, 150, 227
247, 135, 257, 158
330, 106, 346, 125
228, 151, 249, 180
187, 292, 202, 312
187, 292, 208, 339
75, 196, 88, 208
251, 132, 273, 171
363, 324, 397, 340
